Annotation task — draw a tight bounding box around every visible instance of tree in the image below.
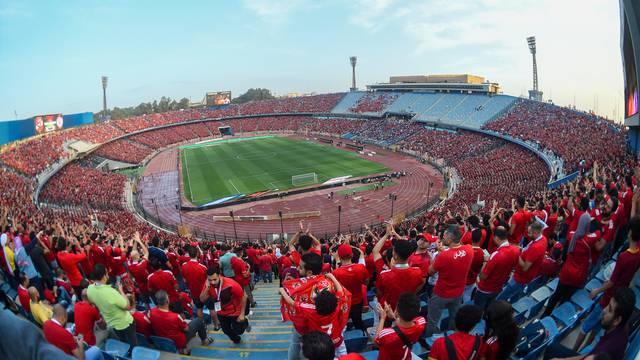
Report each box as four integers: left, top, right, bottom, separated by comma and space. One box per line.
95, 96, 193, 120
232, 88, 275, 104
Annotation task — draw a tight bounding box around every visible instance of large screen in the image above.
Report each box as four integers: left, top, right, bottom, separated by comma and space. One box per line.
34, 114, 64, 134
624, 19, 638, 118
206, 91, 232, 106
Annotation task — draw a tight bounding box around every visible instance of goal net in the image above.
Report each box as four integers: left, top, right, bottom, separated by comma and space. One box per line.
291, 173, 318, 187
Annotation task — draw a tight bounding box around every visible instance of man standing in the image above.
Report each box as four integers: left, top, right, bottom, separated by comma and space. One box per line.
73, 289, 103, 347
474, 227, 520, 309
43, 304, 102, 360
497, 222, 547, 302
332, 244, 369, 335
199, 267, 249, 344
87, 264, 137, 347
425, 225, 474, 337
181, 246, 209, 321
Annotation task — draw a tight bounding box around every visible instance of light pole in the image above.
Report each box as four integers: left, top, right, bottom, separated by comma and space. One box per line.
337, 205, 342, 235
279, 210, 284, 245
151, 198, 160, 222
229, 210, 238, 240
427, 182, 433, 202
175, 204, 183, 225
101, 76, 108, 118
349, 56, 357, 91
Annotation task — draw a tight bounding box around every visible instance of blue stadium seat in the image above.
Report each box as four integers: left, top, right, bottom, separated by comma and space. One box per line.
518, 317, 559, 360
525, 276, 545, 295
584, 278, 603, 292
547, 278, 559, 291
570, 289, 594, 315
530, 287, 552, 316
148, 336, 177, 353
551, 302, 579, 339
513, 297, 536, 323
131, 346, 160, 360
624, 329, 640, 360
104, 338, 131, 358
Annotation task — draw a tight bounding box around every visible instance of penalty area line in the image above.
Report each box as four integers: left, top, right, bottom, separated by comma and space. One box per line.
229, 179, 241, 194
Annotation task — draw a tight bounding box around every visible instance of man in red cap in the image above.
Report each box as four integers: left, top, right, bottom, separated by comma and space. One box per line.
332, 243, 369, 335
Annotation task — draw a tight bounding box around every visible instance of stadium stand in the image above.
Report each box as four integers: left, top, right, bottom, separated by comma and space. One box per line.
0, 92, 639, 360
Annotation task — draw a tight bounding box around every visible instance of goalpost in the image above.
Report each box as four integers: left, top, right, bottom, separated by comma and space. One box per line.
291, 173, 318, 187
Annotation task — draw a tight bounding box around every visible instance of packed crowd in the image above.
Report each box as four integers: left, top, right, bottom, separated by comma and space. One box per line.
40, 164, 127, 211
94, 140, 153, 165
129, 123, 211, 150
352, 119, 421, 144
484, 100, 627, 173
1, 153, 639, 360
349, 93, 399, 113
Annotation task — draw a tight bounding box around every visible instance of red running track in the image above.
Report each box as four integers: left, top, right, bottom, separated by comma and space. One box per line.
139, 135, 444, 240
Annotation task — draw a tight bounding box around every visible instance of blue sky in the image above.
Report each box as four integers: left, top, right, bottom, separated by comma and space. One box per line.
0, 0, 624, 121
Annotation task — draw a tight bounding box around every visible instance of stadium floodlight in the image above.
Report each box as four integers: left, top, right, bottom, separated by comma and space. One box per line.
350, 56, 357, 91
101, 76, 108, 116
526, 36, 543, 101
527, 36, 536, 54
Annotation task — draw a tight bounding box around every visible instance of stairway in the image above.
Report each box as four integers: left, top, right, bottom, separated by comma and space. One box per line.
185, 282, 290, 360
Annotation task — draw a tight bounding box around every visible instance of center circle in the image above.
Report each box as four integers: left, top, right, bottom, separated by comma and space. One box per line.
235, 151, 278, 161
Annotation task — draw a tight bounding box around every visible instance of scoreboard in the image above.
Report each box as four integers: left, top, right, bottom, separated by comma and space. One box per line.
34, 114, 64, 134
206, 91, 232, 106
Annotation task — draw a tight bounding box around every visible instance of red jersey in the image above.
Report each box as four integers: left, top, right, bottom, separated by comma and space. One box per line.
43, 319, 79, 355
332, 263, 369, 305
147, 270, 179, 303
477, 243, 520, 294
543, 213, 558, 239
513, 235, 547, 284
205, 277, 245, 317
56, 251, 87, 287
377, 265, 423, 308
127, 259, 149, 294
73, 301, 101, 346
149, 308, 188, 349
230, 256, 251, 287
559, 233, 597, 287
258, 254, 274, 272
509, 209, 532, 244
601, 247, 640, 307
483, 336, 501, 360
18, 285, 30, 312
466, 246, 486, 286
429, 332, 484, 360
133, 311, 152, 338
433, 245, 474, 298
181, 259, 208, 299
293, 293, 350, 347
408, 252, 431, 278
89, 244, 109, 268
375, 316, 426, 360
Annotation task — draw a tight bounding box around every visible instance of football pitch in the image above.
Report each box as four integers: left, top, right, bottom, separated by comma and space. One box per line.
180, 136, 388, 206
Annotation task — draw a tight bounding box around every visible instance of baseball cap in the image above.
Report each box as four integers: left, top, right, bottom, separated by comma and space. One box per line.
337, 244, 353, 259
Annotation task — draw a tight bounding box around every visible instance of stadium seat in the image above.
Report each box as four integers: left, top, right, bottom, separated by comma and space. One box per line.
359, 350, 379, 360
551, 302, 579, 339
135, 333, 150, 348
104, 338, 131, 358
513, 296, 537, 323
148, 336, 177, 353
344, 330, 369, 353
547, 278, 559, 291
518, 317, 559, 360
131, 346, 160, 360
584, 278, 603, 292
570, 289, 595, 315
525, 276, 545, 295
530, 288, 552, 316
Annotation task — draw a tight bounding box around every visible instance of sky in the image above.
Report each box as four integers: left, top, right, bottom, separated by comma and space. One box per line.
0, 0, 625, 121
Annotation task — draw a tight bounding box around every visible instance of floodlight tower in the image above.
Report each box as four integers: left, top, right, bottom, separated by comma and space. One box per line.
526, 37, 543, 101
350, 56, 357, 91
101, 76, 108, 115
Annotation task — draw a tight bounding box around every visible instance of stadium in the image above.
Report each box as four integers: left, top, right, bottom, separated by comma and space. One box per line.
1, 1, 640, 360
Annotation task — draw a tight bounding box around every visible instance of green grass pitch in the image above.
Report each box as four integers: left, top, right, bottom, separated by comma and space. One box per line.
180, 136, 389, 206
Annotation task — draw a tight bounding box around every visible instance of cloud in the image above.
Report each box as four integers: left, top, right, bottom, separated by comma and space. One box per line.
242, 0, 307, 24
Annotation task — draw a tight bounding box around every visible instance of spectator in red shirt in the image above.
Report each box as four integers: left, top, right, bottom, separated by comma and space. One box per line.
132, 310, 152, 338
542, 223, 606, 317
181, 246, 209, 320
372, 223, 424, 335
508, 196, 532, 244
43, 304, 102, 360
147, 264, 182, 314
374, 293, 426, 360
464, 229, 488, 303
474, 227, 520, 310
258, 249, 274, 283
426, 225, 474, 337
199, 267, 248, 344
497, 221, 547, 302
428, 304, 483, 360
482, 300, 519, 360
231, 247, 254, 308
73, 289, 104, 346
149, 290, 212, 354
332, 244, 369, 335
17, 273, 31, 312
55, 237, 88, 298
127, 237, 150, 306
